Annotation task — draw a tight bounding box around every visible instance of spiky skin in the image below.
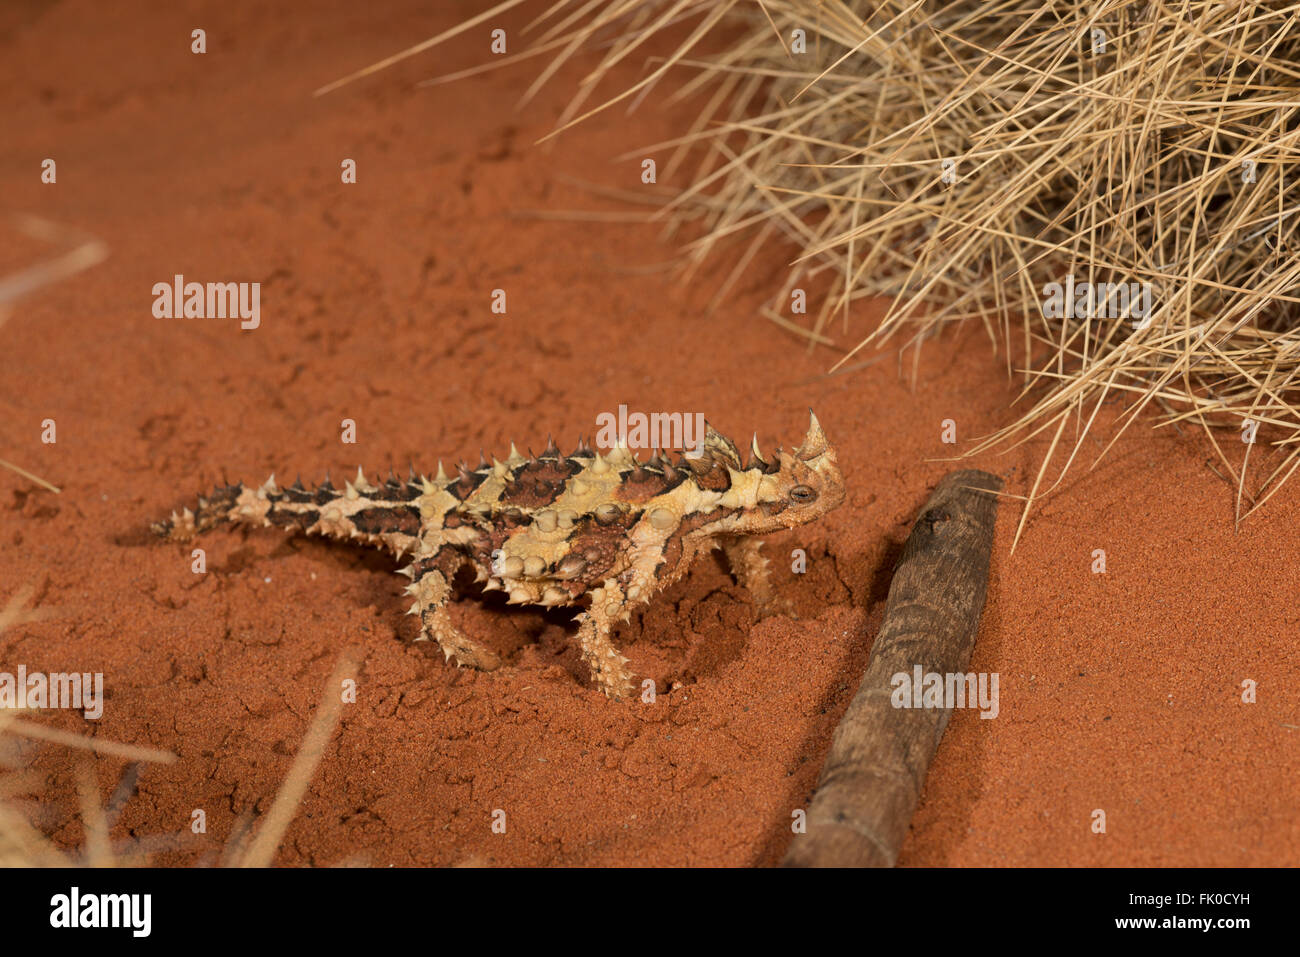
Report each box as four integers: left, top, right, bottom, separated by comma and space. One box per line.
152, 414, 845, 698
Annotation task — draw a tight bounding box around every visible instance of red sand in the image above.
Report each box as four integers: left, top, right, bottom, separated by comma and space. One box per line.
2, 0, 1297, 866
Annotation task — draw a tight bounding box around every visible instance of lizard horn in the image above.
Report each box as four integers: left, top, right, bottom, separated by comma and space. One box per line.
795, 410, 829, 461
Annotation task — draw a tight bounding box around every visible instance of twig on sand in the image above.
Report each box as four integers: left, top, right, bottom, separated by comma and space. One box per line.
784, 469, 1001, 867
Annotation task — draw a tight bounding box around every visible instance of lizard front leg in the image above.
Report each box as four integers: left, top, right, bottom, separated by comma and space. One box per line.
403, 546, 501, 671
574, 579, 636, 699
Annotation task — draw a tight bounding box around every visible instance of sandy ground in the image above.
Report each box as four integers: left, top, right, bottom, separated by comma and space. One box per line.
1, 0, 1297, 866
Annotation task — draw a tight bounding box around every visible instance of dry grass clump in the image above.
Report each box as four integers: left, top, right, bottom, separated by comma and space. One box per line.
323, 1, 1300, 535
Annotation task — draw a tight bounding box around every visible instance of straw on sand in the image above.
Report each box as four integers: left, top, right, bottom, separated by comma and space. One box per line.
0, 209, 347, 867
231, 653, 358, 867
0, 599, 356, 867
1, 213, 105, 493
323, 1, 1300, 540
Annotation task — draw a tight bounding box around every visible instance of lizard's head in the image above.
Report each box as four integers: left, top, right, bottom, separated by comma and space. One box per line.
717, 411, 845, 535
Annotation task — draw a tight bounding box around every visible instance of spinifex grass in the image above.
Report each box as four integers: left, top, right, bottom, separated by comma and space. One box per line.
323, 1, 1300, 539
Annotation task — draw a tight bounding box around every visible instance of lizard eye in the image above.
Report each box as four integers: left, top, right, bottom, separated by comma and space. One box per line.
788, 484, 817, 505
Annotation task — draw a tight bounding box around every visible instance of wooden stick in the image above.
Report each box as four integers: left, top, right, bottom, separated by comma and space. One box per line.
784, 469, 1002, 867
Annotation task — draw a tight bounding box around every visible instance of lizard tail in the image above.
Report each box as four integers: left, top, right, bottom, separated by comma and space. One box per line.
151, 470, 426, 554
150, 482, 246, 542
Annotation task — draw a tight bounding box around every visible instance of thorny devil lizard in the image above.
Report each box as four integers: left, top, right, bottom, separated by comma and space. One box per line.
152, 413, 844, 698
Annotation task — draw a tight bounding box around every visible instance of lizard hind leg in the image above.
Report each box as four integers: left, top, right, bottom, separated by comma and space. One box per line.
403, 549, 501, 672
722, 535, 794, 619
